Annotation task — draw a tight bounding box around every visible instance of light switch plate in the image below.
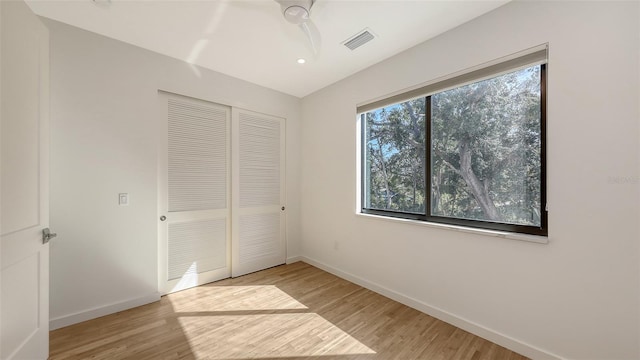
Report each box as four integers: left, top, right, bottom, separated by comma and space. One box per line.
119, 193, 129, 206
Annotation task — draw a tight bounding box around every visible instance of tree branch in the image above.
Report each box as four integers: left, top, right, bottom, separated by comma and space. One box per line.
441, 159, 462, 176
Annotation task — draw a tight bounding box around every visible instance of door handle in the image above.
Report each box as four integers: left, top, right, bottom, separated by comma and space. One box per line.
43, 228, 57, 244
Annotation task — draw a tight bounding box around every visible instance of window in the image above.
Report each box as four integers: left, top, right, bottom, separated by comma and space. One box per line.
360, 49, 547, 236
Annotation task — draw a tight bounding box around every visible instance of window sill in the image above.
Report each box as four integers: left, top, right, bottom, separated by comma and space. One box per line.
355, 212, 549, 244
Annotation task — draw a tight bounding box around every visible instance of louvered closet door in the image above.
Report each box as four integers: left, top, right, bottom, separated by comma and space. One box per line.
232, 109, 286, 277
158, 92, 231, 294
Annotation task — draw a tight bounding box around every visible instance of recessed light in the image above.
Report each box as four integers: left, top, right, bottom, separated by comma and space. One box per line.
297, 58, 306, 64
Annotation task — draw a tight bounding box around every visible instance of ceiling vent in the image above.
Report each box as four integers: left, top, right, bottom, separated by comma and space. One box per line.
343, 29, 375, 50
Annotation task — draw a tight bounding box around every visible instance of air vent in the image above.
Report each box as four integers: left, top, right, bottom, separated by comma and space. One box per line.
343, 29, 375, 50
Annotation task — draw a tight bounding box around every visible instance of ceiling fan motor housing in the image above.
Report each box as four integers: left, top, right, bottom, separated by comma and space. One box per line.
277, 0, 314, 24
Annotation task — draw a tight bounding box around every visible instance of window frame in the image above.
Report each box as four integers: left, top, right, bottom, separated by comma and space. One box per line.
360, 63, 547, 237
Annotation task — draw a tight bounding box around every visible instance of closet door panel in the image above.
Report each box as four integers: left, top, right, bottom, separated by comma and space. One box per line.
232, 109, 285, 277
159, 92, 231, 294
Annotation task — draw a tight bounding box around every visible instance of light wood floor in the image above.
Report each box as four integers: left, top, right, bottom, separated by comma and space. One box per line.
50, 262, 528, 360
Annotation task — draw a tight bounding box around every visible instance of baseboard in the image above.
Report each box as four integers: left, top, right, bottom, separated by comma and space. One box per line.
49, 293, 161, 330
300, 256, 563, 360
286, 255, 303, 264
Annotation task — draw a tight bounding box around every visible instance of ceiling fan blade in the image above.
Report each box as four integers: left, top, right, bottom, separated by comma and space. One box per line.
299, 19, 321, 56
273, 0, 321, 56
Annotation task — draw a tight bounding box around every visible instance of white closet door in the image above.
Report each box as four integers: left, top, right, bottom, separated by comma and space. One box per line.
158, 92, 230, 294
232, 109, 286, 277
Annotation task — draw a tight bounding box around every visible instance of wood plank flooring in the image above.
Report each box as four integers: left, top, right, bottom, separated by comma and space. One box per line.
50, 262, 529, 360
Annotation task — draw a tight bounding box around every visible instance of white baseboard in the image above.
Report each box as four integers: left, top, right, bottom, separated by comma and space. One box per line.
300, 256, 562, 360
49, 293, 161, 330
286, 255, 303, 264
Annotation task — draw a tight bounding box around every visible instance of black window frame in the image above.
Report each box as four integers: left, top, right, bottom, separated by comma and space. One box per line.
361, 64, 547, 237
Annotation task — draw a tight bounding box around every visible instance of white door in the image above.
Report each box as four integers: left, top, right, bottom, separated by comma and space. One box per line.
231, 108, 286, 277
158, 92, 231, 294
1, 1, 51, 359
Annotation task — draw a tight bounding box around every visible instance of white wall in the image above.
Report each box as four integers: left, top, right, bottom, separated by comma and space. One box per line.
301, 1, 639, 359
48, 20, 302, 327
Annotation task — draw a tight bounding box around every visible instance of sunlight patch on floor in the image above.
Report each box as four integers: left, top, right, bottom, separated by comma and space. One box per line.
168, 285, 308, 312
177, 313, 375, 359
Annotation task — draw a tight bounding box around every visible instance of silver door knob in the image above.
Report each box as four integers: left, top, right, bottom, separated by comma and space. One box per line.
42, 228, 57, 244
160, 215, 167, 221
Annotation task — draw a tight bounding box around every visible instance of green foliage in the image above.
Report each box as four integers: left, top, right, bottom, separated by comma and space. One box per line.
364, 66, 542, 226
432, 66, 542, 225
365, 98, 425, 213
